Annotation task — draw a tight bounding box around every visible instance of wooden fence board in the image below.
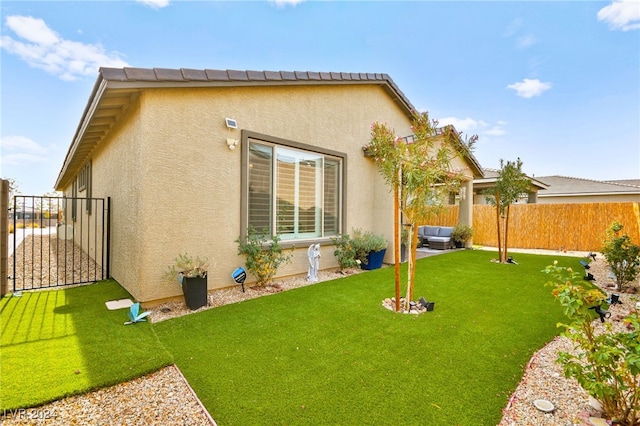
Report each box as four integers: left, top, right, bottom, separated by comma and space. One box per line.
428, 202, 640, 252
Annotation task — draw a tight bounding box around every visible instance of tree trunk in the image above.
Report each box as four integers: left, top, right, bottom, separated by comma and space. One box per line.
394, 183, 401, 312
495, 192, 503, 262
504, 204, 510, 262
405, 223, 419, 311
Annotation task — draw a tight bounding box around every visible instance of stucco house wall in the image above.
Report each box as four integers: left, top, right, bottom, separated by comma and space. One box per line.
56, 68, 481, 304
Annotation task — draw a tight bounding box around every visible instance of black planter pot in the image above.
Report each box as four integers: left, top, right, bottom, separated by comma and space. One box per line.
454, 241, 464, 249
363, 249, 387, 270
182, 276, 208, 310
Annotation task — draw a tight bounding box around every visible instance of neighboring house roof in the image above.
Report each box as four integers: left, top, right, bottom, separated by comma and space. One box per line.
473, 168, 549, 191
605, 179, 640, 187
55, 67, 484, 189
536, 175, 640, 197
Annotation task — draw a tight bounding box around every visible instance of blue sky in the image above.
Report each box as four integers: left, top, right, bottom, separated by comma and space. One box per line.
1, 0, 639, 196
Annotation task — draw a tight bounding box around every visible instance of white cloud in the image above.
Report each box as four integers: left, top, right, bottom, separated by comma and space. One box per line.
136, 0, 170, 9
503, 18, 523, 37
437, 116, 481, 133
0, 15, 129, 81
269, 0, 305, 7
482, 120, 507, 136
437, 117, 508, 140
517, 34, 537, 49
598, 0, 640, 31
0, 135, 51, 166
507, 78, 552, 98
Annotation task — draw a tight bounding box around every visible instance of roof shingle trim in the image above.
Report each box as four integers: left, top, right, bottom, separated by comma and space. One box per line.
181, 68, 208, 81
124, 67, 157, 81
264, 71, 283, 81
99, 67, 402, 85
247, 70, 266, 81
154, 68, 185, 81
205, 69, 230, 80
280, 71, 297, 81
227, 69, 249, 81
95, 67, 415, 114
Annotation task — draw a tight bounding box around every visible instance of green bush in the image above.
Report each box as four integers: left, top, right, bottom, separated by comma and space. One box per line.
236, 228, 293, 286
544, 262, 640, 425
331, 234, 359, 270
351, 228, 387, 266
602, 221, 640, 292
451, 224, 473, 244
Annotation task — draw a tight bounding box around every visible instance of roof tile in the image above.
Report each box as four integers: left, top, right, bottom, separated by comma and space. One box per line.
124, 67, 158, 81
154, 68, 185, 81
181, 68, 209, 81
100, 67, 128, 81
227, 70, 249, 81
205, 69, 230, 80
247, 70, 266, 81
319, 72, 332, 80
280, 71, 297, 80
264, 71, 283, 80
294, 71, 310, 80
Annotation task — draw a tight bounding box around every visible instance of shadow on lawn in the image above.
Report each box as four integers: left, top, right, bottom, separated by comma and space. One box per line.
0, 280, 172, 411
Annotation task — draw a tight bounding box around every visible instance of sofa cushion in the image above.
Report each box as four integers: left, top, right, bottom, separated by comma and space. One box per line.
424, 226, 440, 237
427, 236, 450, 243
438, 227, 453, 237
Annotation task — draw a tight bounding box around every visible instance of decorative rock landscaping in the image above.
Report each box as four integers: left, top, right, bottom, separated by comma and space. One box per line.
381, 297, 434, 314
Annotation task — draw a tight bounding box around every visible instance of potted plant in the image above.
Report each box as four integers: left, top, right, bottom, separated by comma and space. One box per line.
351, 228, 388, 270
164, 253, 209, 310
451, 224, 473, 249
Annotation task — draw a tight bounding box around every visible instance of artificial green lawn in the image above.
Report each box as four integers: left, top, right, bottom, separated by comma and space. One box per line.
154, 250, 580, 425
0, 251, 583, 424
0, 280, 173, 411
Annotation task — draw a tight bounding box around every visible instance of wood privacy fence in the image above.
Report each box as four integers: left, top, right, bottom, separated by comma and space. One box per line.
426, 202, 640, 252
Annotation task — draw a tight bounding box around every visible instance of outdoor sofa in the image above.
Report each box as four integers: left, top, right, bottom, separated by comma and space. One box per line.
417, 226, 455, 250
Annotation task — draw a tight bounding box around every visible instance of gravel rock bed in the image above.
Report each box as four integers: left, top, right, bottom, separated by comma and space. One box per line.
1, 365, 214, 426
499, 253, 640, 426
9, 234, 101, 291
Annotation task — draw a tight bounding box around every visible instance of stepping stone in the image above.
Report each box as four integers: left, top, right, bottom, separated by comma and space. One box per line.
105, 298, 133, 310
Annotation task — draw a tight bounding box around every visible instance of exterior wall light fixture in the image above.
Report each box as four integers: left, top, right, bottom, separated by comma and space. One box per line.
225, 118, 238, 150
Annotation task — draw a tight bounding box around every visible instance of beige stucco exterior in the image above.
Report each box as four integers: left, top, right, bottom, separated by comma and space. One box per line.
57, 69, 481, 304
62, 84, 410, 302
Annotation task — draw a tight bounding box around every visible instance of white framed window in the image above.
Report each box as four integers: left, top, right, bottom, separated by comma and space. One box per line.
242, 132, 345, 241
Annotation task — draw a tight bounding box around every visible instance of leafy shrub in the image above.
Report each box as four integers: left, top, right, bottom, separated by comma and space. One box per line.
236, 228, 293, 286
451, 224, 473, 244
331, 234, 359, 270
544, 262, 640, 425
351, 228, 387, 266
602, 221, 640, 292
164, 253, 209, 284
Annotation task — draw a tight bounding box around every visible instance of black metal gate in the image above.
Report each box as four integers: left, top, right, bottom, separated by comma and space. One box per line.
9, 196, 110, 292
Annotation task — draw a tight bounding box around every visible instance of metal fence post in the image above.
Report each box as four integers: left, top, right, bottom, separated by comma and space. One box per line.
0, 180, 9, 296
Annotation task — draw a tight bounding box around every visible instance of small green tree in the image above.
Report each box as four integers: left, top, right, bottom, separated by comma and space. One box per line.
544, 262, 640, 425
367, 111, 476, 310
483, 158, 531, 263
602, 221, 640, 292
236, 228, 293, 286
